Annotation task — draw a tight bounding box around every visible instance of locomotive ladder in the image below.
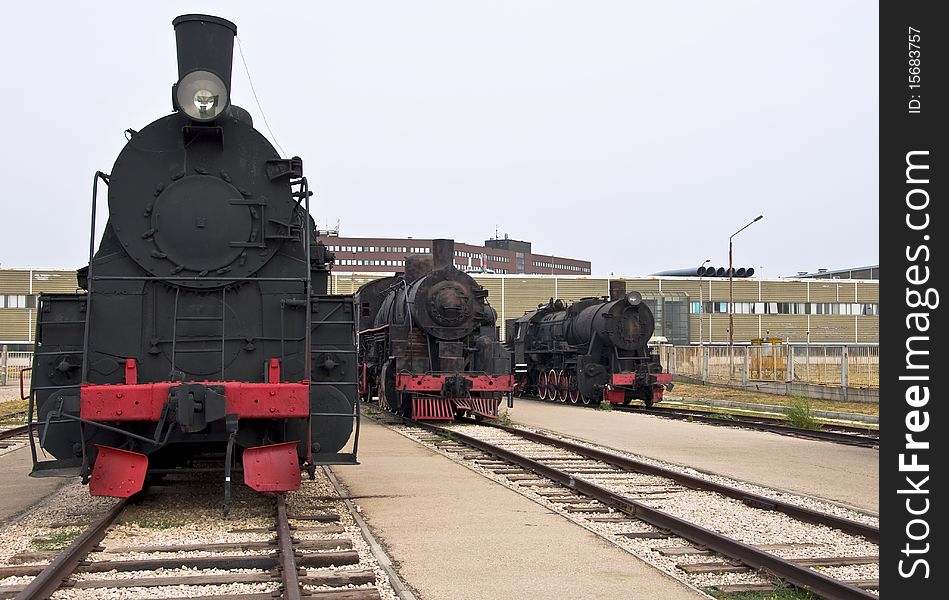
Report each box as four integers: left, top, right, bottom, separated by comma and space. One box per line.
613, 347, 649, 373
169, 287, 229, 380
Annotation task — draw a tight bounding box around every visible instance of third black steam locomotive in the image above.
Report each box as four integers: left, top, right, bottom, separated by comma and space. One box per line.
506, 282, 671, 407
356, 240, 512, 420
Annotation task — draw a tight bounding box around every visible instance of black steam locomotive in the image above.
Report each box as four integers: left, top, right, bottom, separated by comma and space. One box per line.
506, 282, 671, 407
355, 240, 512, 420
27, 15, 358, 511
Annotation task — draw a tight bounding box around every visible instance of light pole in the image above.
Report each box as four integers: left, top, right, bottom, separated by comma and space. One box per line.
698, 258, 710, 383
729, 215, 763, 376
698, 259, 710, 347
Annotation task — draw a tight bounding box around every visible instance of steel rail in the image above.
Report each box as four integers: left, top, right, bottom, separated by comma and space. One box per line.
613, 404, 878, 448
492, 423, 878, 542
630, 403, 878, 433
0, 424, 30, 441
15, 498, 130, 600
415, 421, 876, 600
275, 494, 302, 600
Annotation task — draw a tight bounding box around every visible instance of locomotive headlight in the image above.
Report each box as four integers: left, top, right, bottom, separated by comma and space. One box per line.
176, 70, 228, 121
626, 291, 642, 306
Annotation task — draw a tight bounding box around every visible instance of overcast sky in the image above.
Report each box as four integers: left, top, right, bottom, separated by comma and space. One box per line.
0, 1, 878, 278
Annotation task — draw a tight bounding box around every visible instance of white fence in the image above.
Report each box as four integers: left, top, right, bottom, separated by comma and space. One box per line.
660, 344, 879, 390
3, 344, 880, 398
1, 349, 33, 387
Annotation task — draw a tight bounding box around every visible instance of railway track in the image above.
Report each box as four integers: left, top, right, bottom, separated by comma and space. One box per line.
524, 396, 878, 447
0, 425, 30, 455
0, 425, 29, 443
0, 473, 391, 599
614, 404, 879, 447
391, 416, 878, 600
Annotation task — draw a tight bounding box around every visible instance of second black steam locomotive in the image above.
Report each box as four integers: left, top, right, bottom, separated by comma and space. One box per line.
506, 282, 671, 407
356, 240, 512, 420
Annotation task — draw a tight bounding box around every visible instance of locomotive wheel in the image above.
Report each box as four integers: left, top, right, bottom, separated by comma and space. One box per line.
557, 371, 570, 403
561, 371, 571, 403
380, 361, 402, 414
537, 371, 548, 400
551, 370, 564, 402
644, 392, 655, 409
567, 374, 582, 404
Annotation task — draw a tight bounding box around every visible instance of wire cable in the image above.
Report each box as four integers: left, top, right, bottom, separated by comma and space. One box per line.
235, 36, 287, 158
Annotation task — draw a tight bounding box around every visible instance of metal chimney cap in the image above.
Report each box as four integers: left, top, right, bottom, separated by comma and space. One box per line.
173, 14, 237, 34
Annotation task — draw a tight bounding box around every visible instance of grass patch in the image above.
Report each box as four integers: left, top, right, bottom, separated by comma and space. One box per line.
705, 584, 821, 600
0, 398, 30, 424
710, 412, 736, 421
31, 529, 82, 551
671, 382, 878, 418
431, 431, 455, 443
122, 516, 185, 529
784, 397, 822, 430
496, 408, 512, 427
598, 400, 614, 411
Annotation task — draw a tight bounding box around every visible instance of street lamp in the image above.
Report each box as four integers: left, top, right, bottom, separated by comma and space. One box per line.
698, 259, 711, 347
729, 215, 763, 376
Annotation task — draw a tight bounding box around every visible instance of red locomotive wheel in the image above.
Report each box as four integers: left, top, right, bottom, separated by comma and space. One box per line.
567, 374, 581, 403
537, 370, 548, 400
554, 370, 567, 402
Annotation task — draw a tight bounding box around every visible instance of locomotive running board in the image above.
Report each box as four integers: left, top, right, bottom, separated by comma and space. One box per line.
311, 452, 358, 465
30, 457, 83, 478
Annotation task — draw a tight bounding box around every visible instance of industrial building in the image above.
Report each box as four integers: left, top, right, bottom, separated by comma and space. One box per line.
795, 265, 879, 280
330, 272, 878, 345
316, 233, 592, 275
1, 268, 878, 348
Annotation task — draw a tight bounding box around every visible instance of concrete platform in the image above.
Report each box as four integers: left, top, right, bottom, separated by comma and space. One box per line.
0, 445, 66, 522
509, 398, 879, 512
332, 418, 705, 600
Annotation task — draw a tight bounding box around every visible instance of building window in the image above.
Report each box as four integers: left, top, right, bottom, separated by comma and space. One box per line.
0, 295, 29, 309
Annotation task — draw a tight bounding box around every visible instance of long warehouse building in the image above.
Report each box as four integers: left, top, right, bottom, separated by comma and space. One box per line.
1, 268, 877, 349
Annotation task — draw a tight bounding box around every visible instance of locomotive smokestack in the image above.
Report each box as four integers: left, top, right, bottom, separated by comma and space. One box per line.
609, 280, 627, 301
432, 239, 455, 270
173, 14, 237, 94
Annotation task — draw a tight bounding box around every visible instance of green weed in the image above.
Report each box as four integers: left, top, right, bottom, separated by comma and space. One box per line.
31, 530, 81, 551
785, 397, 822, 430
705, 584, 821, 599
124, 516, 184, 529
496, 408, 512, 427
